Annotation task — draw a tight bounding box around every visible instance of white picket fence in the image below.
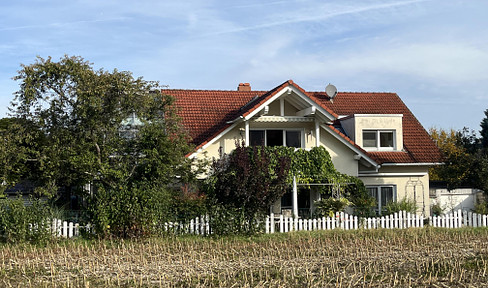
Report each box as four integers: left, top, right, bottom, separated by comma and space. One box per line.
163, 215, 211, 236
429, 210, 488, 228
265, 211, 423, 233
50, 218, 80, 238
161, 210, 488, 236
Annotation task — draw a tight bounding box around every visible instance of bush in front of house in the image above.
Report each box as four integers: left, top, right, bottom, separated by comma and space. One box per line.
87, 183, 175, 238
314, 197, 352, 218
205, 142, 291, 235
0, 197, 54, 244
383, 197, 417, 216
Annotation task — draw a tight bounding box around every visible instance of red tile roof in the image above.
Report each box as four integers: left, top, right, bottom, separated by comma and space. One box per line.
316, 92, 442, 164
165, 81, 442, 164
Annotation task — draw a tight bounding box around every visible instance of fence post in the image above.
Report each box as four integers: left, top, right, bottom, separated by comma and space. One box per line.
68, 222, 74, 238
270, 213, 275, 233
279, 215, 284, 233
457, 210, 462, 228
199, 216, 204, 235
265, 216, 270, 234
339, 212, 344, 230
398, 212, 403, 229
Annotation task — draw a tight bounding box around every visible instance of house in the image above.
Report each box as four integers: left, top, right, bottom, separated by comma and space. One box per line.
165, 80, 442, 217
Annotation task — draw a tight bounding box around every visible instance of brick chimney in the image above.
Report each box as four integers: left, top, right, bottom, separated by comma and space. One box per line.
237, 83, 251, 91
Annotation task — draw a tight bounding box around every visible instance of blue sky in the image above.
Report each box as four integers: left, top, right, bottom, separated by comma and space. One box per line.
1, 0, 487, 132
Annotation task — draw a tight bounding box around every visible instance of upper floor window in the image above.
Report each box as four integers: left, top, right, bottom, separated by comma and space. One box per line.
363, 130, 395, 150
250, 129, 302, 148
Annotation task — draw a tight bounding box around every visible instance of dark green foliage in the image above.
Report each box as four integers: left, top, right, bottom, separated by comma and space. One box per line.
171, 184, 207, 223
0, 197, 53, 243
0, 118, 40, 195
481, 109, 488, 148
431, 203, 443, 216
88, 183, 173, 238
7, 55, 195, 238
207, 142, 291, 235
207, 203, 257, 236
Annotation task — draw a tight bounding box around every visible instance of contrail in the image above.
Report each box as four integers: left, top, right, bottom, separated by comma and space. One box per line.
200, 0, 431, 37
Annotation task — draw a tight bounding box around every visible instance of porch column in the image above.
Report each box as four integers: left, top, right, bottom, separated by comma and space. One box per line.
315, 120, 320, 147
245, 121, 249, 146
292, 176, 298, 218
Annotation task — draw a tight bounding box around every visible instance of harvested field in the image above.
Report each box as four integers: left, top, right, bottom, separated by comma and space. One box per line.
1, 227, 488, 287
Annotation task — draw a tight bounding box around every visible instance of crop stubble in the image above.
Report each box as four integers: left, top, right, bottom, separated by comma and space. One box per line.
1, 228, 487, 287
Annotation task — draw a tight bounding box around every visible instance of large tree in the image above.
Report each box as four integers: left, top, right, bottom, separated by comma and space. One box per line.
429, 127, 488, 192
429, 128, 473, 187
7, 55, 193, 237
481, 109, 488, 149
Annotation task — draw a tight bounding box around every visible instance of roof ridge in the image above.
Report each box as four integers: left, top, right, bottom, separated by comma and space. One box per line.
162, 89, 268, 92
309, 91, 398, 94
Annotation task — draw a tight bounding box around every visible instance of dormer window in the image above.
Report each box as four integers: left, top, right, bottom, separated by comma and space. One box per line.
363, 130, 395, 150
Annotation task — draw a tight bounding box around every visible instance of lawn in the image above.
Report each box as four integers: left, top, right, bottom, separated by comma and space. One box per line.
1, 227, 488, 287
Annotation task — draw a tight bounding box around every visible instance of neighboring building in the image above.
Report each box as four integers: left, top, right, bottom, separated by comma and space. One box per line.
429, 181, 483, 215
165, 80, 442, 216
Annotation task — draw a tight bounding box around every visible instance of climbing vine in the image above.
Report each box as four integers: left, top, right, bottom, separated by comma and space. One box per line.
207, 144, 376, 222
265, 146, 375, 216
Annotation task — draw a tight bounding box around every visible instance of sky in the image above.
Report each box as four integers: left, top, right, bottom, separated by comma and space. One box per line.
1, 0, 487, 133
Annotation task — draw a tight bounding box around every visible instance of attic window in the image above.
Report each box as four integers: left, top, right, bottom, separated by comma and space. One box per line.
250, 129, 302, 148
363, 130, 395, 150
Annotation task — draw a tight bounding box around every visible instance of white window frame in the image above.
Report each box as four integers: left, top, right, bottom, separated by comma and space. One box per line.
362, 130, 396, 151
366, 185, 396, 215
249, 128, 304, 148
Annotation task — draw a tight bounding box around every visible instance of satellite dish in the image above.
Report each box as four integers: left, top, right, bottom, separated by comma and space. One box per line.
325, 84, 338, 101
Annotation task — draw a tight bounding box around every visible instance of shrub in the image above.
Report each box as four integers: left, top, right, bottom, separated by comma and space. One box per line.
314, 197, 352, 218
171, 184, 207, 223
206, 202, 262, 236
88, 183, 173, 238
207, 143, 291, 235
0, 197, 53, 244
473, 201, 488, 215
383, 197, 417, 215
431, 203, 444, 216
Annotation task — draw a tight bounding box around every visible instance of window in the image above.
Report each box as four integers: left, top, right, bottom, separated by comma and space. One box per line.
367, 185, 395, 215
362, 130, 395, 149
250, 130, 265, 146
249, 129, 302, 148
